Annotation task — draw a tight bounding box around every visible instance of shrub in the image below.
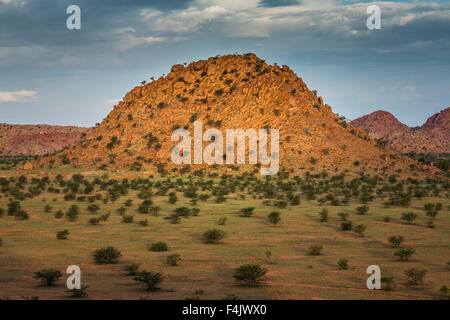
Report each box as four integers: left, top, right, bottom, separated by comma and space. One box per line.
54, 210, 64, 219
338, 258, 349, 270
388, 235, 404, 248
217, 217, 227, 225
404, 268, 426, 285
88, 217, 101, 225
233, 264, 267, 286
319, 209, 328, 222
0, 208, 4, 217
268, 211, 281, 225
166, 253, 181, 266
100, 213, 110, 221
123, 263, 140, 276
14, 209, 29, 220
439, 285, 450, 300
341, 221, 353, 231
169, 213, 181, 224
395, 248, 415, 261
44, 205, 52, 213
356, 205, 369, 215
57, 230, 69, 240
383, 216, 391, 222
338, 212, 349, 221
401, 212, 417, 224
239, 207, 255, 217
308, 245, 323, 256
138, 219, 148, 226
202, 229, 225, 244
122, 215, 134, 223
93, 247, 121, 264
134, 271, 163, 291
87, 204, 100, 214
66, 205, 79, 221
148, 241, 168, 252
381, 277, 396, 291
33, 269, 62, 286
353, 224, 366, 237
67, 285, 89, 298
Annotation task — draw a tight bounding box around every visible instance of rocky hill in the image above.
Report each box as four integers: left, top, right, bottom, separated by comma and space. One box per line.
42, 53, 426, 175
351, 108, 449, 154
0, 124, 92, 157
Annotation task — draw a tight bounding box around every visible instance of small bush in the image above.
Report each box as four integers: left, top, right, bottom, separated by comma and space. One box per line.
67, 285, 89, 298
166, 253, 181, 266
44, 205, 52, 213
66, 205, 79, 221
93, 247, 121, 264
100, 213, 110, 221
122, 215, 134, 223
138, 219, 148, 226
388, 235, 404, 248
233, 264, 267, 286
134, 271, 163, 291
338, 258, 349, 270
123, 263, 140, 276
353, 224, 366, 237
217, 217, 227, 225
394, 248, 415, 261
338, 212, 349, 221
88, 217, 101, 225
148, 241, 168, 252
33, 269, 62, 286
319, 209, 328, 222
404, 268, 426, 285
202, 229, 225, 244
54, 211, 64, 219
14, 209, 29, 220
308, 245, 323, 256
356, 205, 369, 215
401, 212, 417, 224
381, 277, 396, 291
57, 230, 69, 240
439, 285, 450, 300
341, 221, 353, 231
268, 211, 281, 225
239, 207, 255, 217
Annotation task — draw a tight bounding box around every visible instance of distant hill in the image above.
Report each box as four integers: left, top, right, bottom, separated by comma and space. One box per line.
0, 124, 92, 157
351, 108, 449, 154
42, 53, 423, 176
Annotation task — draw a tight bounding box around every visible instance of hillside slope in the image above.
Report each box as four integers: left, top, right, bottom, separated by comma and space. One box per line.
0, 124, 92, 157
351, 108, 449, 154
43, 53, 424, 175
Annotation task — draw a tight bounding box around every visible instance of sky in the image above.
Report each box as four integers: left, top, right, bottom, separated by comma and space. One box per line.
0, 0, 449, 127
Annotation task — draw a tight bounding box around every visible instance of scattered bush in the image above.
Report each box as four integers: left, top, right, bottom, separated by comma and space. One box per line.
134, 271, 163, 291
148, 241, 168, 252
319, 209, 328, 222
88, 217, 101, 225
353, 224, 366, 237
401, 212, 417, 224
395, 248, 415, 261
166, 253, 181, 266
57, 229, 69, 240
122, 215, 134, 223
381, 277, 396, 291
341, 221, 353, 231
66, 205, 79, 221
233, 264, 267, 286
388, 235, 404, 248
338, 258, 349, 270
202, 229, 225, 244
338, 212, 349, 221
217, 217, 227, 225
404, 268, 426, 285
93, 247, 121, 264
356, 205, 369, 215
308, 245, 323, 256
239, 207, 255, 217
33, 269, 62, 286
67, 285, 89, 298
123, 263, 140, 276
268, 211, 281, 225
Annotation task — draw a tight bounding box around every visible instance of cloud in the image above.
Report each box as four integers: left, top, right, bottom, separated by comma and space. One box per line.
0, 90, 38, 102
